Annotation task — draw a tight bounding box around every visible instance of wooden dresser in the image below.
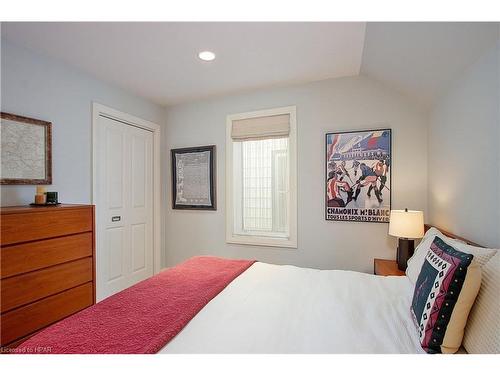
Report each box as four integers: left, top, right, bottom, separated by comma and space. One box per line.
0, 204, 95, 348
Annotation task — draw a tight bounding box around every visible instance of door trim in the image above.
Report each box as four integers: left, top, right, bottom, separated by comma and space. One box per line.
91, 102, 161, 300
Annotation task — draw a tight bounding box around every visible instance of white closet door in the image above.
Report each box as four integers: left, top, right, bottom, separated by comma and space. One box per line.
128, 125, 154, 286
96, 115, 153, 301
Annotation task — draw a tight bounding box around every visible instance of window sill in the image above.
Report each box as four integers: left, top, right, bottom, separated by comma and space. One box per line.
226, 234, 297, 249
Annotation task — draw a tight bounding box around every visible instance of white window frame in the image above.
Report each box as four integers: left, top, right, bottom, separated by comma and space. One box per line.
226, 106, 297, 248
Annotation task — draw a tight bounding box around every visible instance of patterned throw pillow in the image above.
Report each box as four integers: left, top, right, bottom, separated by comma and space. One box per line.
406, 227, 495, 285
410, 236, 482, 354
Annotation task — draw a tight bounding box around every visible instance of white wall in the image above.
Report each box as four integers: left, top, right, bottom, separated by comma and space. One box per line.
428, 42, 500, 248
3, 31, 495, 272
163, 75, 428, 272
0, 40, 165, 206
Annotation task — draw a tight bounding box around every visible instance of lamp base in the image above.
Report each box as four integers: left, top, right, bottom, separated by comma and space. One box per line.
396, 238, 415, 271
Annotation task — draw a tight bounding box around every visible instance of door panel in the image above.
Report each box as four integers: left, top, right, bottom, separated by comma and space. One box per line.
132, 134, 146, 208
106, 227, 125, 282
96, 115, 154, 301
131, 223, 146, 272
105, 125, 125, 210
128, 126, 153, 285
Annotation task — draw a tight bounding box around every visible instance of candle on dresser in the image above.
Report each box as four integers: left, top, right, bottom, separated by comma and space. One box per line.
35, 194, 46, 204
35, 186, 47, 204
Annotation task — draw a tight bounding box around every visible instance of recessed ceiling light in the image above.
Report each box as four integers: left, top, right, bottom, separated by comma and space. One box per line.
198, 51, 216, 62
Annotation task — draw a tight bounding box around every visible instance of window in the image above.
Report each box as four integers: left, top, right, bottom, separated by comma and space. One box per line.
226, 106, 297, 248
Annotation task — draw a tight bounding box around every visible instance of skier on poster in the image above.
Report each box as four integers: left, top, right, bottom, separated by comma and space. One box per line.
334, 160, 354, 184
327, 170, 353, 207
351, 160, 360, 177
379, 159, 390, 195
371, 159, 389, 197
353, 162, 383, 204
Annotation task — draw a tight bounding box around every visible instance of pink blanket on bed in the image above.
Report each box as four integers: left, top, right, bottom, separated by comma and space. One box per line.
16, 256, 255, 354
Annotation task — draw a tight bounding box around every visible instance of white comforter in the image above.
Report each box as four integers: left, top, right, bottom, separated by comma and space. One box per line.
160, 262, 424, 353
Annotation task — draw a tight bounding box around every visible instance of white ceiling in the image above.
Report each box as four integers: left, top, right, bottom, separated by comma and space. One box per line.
1, 22, 498, 108
1, 22, 366, 106
361, 22, 499, 108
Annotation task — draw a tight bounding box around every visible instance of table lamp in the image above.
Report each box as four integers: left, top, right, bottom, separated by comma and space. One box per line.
389, 208, 424, 271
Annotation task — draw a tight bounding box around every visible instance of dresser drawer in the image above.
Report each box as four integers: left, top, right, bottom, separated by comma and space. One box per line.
0, 207, 92, 246
1, 257, 93, 313
1, 232, 93, 279
0, 282, 93, 346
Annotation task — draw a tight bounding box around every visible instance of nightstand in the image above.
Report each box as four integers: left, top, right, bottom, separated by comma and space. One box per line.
374, 258, 406, 276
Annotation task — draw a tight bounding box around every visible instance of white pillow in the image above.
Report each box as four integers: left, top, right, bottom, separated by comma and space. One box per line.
406, 227, 497, 284
463, 252, 500, 353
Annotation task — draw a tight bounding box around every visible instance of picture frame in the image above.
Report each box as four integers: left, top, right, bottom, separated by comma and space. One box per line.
1, 112, 52, 185
325, 128, 391, 223
171, 145, 216, 210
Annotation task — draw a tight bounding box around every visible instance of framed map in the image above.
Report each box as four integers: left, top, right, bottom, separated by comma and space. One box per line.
1, 112, 52, 185
171, 145, 216, 210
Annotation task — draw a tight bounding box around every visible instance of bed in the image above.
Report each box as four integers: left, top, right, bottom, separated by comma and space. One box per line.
161, 261, 424, 353
163, 224, 500, 354
14, 225, 497, 354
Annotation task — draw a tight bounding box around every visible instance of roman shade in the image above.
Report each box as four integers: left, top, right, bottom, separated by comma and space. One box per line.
231, 114, 290, 141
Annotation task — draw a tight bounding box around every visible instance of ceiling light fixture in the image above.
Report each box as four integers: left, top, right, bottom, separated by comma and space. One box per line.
198, 51, 216, 62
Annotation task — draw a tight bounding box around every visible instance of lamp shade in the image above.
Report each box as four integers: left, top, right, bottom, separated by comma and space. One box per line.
388, 209, 424, 239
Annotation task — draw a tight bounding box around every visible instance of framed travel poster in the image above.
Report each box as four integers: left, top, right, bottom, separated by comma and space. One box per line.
325, 129, 391, 223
